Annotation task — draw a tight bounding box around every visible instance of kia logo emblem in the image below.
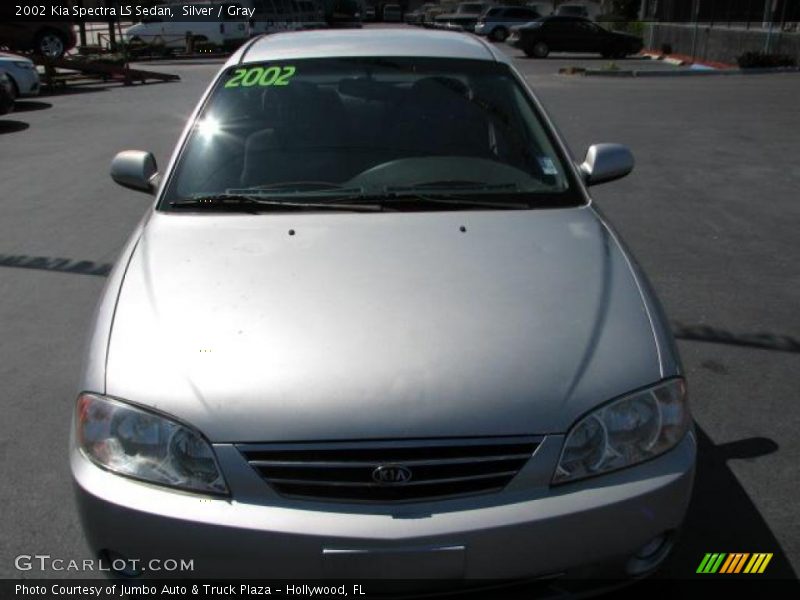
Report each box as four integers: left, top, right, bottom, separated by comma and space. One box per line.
371, 465, 412, 486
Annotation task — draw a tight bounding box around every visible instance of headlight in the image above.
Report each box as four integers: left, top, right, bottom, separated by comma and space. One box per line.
76, 393, 228, 495
553, 379, 690, 484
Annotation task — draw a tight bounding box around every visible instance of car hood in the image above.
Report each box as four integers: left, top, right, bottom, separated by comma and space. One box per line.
0, 52, 30, 61
106, 208, 661, 442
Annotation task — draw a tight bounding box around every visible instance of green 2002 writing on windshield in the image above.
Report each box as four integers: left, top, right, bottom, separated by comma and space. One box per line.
225, 66, 296, 88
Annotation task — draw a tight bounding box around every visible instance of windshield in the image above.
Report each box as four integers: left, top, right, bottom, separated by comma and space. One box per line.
161, 57, 581, 211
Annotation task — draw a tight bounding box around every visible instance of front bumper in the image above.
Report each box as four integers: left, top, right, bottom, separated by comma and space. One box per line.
506, 34, 525, 48
9, 66, 40, 97
72, 433, 695, 580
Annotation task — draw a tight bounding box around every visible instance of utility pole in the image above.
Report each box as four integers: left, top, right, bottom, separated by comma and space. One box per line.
690, 0, 700, 61
75, 0, 87, 47
764, 0, 777, 53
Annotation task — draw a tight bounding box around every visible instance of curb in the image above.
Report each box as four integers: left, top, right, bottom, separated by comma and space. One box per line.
640, 50, 736, 70
564, 66, 800, 78
131, 54, 232, 63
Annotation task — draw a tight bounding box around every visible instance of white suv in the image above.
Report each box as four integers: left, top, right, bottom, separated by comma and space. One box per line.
124, 2, 247, 51
474, 5, 543, 41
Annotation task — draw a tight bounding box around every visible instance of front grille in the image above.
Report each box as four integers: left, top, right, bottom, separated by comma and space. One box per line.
238, 437, 539, 503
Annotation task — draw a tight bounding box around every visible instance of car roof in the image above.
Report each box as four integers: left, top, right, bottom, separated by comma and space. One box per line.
540, 15, 590, 21
229, 29, 508, 66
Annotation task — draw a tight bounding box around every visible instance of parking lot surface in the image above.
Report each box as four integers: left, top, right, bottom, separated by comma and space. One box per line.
502, 49, 684, 73
0, 34, 798, 582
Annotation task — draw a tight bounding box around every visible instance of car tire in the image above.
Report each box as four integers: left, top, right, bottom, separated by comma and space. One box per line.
7, 76, 19, 100
0, 98, 13, 116
531, 41, 549, 58
608, 45, 624, 59
606, 44, 627, 59
490, 27, 509, 42
35, 29, 67, 59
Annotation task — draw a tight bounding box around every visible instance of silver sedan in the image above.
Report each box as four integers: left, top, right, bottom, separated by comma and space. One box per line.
72, 28, 694, 583
0, 53, 40, 98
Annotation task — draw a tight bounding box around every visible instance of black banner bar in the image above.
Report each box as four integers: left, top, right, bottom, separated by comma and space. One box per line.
3, 578, 799, 600
3, 0, 800, 24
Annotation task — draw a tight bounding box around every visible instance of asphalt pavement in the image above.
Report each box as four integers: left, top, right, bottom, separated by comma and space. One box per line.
0, 34, 798, 583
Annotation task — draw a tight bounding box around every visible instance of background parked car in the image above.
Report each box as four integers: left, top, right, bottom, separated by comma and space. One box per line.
422, 3, 452, 27
555, 3, 590, 17
0, 72, 15, 116
474, 5, 542, 41
434, 2, 493, 32
507, 16, 643, 58
123, 2, 248, 51
525, 1, 553, 14
0, 53, 40, 98
405, 2, 438, 24
382, 3, 402, 22
0, 21, 76, 59
291, 0, 326, 24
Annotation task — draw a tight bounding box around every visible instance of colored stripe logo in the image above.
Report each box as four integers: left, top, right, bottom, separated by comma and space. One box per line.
697, 553, 773, 574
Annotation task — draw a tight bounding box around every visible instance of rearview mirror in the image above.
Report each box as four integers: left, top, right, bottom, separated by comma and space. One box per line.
110, 150, 159, 194
580, 144, 634, 186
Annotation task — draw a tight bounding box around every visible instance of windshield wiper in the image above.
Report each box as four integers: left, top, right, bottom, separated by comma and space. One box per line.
350, 194, 530, 210
326, 182, 530, 210
169, 194, 383, 212
375, 181, 532, 210
226, 184, 365, 197
386, 181, 522, 194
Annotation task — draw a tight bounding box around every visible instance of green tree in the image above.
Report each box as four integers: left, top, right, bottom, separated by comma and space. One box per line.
608, 0, 639, 19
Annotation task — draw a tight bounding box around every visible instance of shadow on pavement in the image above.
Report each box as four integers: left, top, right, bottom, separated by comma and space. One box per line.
38, 85, 110, 97
12, 100, 52, 112
657, 427, 796, 579
0, 120, 30, 134
39, 78, 178, 97
673, 322, 800, 354
0, 253, 111, 277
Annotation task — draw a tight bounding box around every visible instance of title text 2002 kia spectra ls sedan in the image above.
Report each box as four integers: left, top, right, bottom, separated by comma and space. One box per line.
71, 29, 695, 583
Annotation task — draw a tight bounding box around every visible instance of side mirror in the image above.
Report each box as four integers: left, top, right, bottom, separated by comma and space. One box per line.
580, 143, 634, 186
110, 150, 159, 194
